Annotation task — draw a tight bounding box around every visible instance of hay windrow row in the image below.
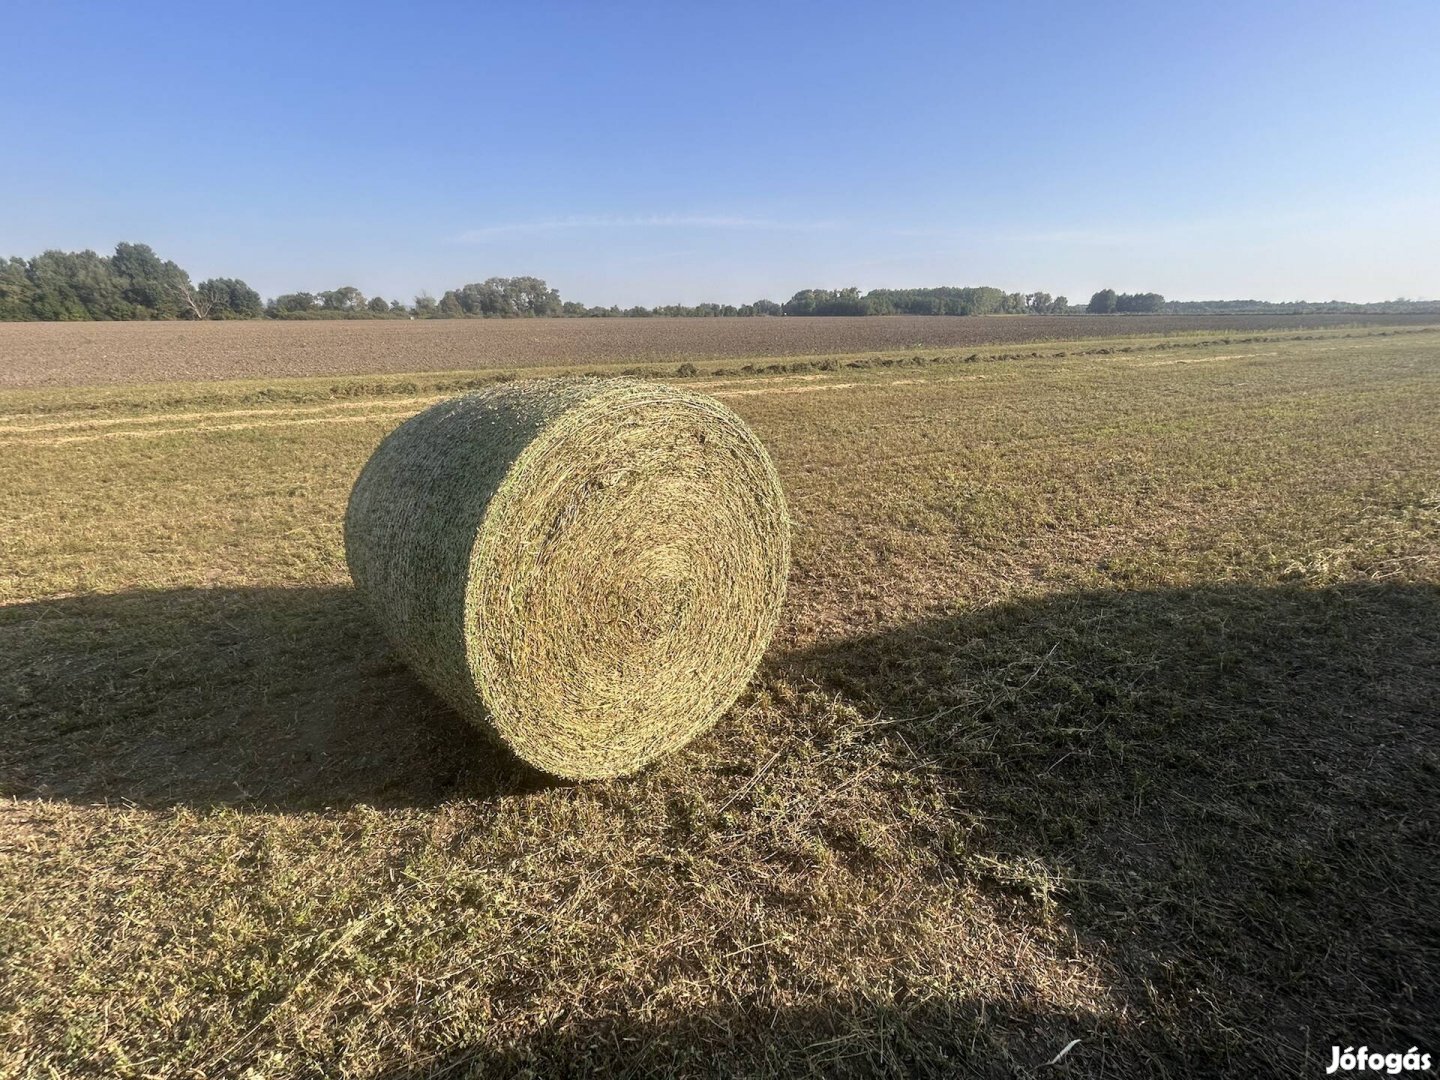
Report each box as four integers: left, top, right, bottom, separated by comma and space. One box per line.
344, 378, 791, 779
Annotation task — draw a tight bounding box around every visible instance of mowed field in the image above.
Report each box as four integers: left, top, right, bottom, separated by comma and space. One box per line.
4, 312, 1439, 388
2, 325, 1438, 1077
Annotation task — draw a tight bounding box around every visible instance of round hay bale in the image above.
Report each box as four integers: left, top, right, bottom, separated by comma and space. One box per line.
344, 378, 790, 780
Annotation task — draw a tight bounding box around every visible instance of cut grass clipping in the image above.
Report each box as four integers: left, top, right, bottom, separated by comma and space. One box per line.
345, 378, 790, 779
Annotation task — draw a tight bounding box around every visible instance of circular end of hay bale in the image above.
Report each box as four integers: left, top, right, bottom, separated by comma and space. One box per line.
344, 378, 789, 779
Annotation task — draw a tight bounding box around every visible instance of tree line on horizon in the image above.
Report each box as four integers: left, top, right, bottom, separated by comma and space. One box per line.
2, 243, 1436, 322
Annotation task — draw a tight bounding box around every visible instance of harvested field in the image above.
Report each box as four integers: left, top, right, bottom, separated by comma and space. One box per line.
2, 325, 1438, 1078
2, 311, 1438, 388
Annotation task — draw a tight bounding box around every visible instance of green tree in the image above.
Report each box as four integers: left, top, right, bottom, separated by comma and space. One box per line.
112, 242, 190, 318
863, 286, 1008, 315
783, 288, 868, 316
504, 275, 561, 316
1115, 291, 1165, 313
0, 257, 37, 320
186, 278, 262, 319
367, 295, 389, 314
271, 292, 318, 315
1087, 289, 1118, 314
321, 286, 365, 311
27, 250, 124, 320
435, 276, 563, 317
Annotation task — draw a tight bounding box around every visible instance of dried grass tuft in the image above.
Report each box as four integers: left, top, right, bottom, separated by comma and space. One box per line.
344, 378, 790, 779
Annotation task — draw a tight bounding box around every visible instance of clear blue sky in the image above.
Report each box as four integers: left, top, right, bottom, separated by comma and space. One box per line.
3, 1, 1436, 306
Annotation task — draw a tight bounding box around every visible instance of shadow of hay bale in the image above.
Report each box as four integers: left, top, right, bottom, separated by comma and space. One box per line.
0, 585, 553, 810
773, 580, 1440, 1062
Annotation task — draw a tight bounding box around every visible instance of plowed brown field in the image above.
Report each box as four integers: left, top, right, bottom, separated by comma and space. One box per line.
2, 312, 1436, 388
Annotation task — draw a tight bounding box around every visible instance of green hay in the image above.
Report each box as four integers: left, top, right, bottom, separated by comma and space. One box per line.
344, 378, 790, 779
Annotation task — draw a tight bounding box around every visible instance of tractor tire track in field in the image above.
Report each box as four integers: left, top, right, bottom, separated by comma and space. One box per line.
0, 373, 854, 437
0, 408, 435, 446
0, 372, 927, 445
0, 395, 449, 433
0, 384, 863, 445
1141, 351, 1278, 366
0, 369, 1013, 447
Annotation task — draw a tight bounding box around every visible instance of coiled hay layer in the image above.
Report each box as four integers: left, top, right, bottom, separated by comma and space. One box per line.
344, 378, 790, 779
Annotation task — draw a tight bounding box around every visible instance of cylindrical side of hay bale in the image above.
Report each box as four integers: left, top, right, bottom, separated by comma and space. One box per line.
344, 378, 789, 779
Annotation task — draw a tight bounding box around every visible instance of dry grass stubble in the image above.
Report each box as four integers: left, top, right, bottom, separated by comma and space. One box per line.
0, 326, 1437, 1077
